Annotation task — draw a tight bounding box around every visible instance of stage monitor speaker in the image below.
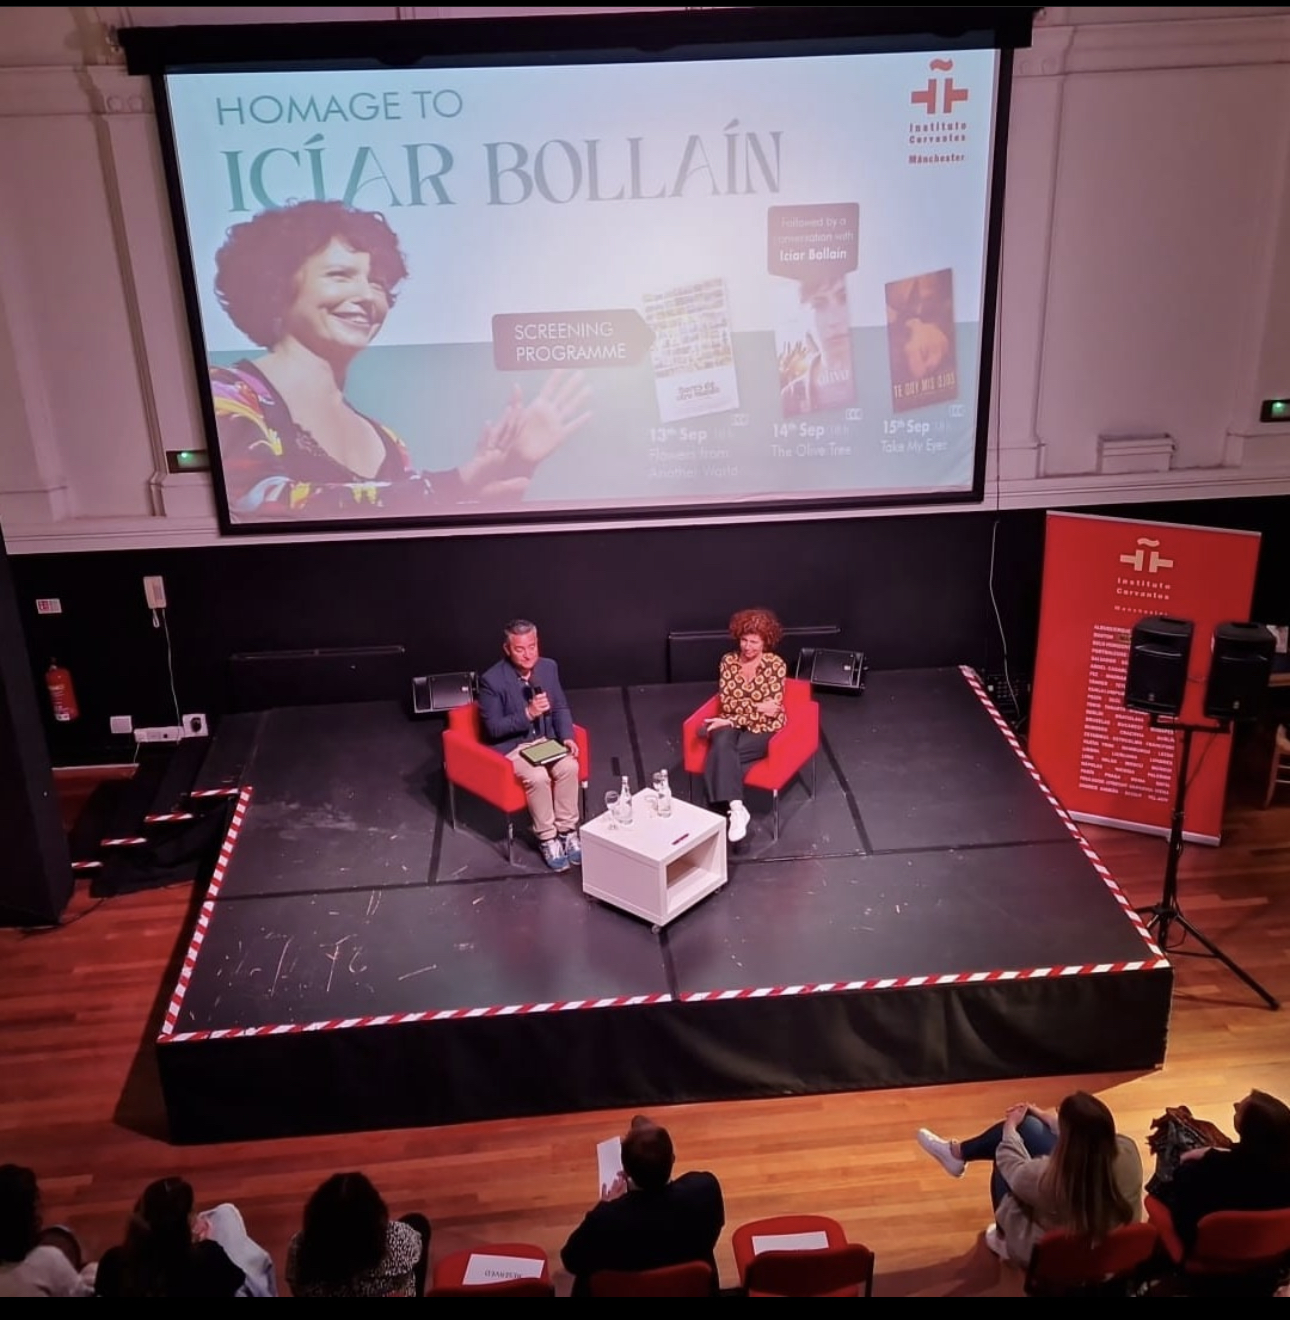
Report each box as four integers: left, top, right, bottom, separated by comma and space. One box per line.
1203, 622, 1275, 722
797, 647, 866, 693
1125, 616, 1193, 716
412, 671, 477, 715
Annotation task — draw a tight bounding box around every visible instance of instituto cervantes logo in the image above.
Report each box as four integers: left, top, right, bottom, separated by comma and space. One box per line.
1115, 537, 1175, 614
908, 59, 968, 166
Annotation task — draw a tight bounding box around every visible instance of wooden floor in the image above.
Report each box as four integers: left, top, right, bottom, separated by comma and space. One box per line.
6, 726, 1289, 1297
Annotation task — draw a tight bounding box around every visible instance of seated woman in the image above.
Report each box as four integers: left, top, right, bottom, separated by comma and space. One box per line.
703, 607, 788, 843
916, 1092, 1143, 1266
1150, 1089, 1290, 1250
287, 1171, 430, 1298
0, 1164, 94, 1297
94, 1176, 246, 1297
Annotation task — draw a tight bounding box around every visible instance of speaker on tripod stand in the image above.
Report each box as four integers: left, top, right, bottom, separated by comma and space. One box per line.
1203, 621, 1275, 721
1125, 616, 1193, 717
1125, 616, 1279, 1010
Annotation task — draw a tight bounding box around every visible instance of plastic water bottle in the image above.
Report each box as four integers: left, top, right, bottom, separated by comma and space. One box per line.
654, 769, 673, 818
616, 774, 634, 826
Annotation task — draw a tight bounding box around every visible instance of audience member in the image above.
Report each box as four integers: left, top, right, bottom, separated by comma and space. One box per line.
917, 1092, 1143, 1266
286, 1171, 430, 1298
0, 1164, 94, 1297
1149, 1089, 1290, 1251
94, 1176, 246, 1297
560, 1115, 724, 1296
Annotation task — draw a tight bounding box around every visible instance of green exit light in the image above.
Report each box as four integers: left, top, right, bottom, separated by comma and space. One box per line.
1260, 398, 1290, 423
165, 449, 211, 473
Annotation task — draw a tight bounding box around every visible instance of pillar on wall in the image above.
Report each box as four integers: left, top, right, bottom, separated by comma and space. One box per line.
0, 523, 72, 926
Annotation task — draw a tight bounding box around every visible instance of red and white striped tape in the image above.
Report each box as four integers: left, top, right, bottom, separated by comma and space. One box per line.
144, 812, 196, 824
188, 787, 243, 799
958, 666, 1166, 963
159, 952, 1170, 1042
158, 785, 252, 1040
100, 836, 148, 848
70, 859, 102, 871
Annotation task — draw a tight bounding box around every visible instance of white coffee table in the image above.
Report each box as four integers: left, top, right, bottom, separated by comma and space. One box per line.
580, 791, 727, 928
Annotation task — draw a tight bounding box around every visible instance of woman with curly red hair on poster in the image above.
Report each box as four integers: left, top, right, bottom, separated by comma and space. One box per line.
702, 607, 787, 842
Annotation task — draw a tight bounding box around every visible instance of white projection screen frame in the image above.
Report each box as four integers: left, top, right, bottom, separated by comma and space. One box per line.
121, 7, 1034, 537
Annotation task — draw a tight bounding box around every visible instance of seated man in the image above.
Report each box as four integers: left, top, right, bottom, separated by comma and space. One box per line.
560, 1115, 725, 1296
476, 618, 582, 872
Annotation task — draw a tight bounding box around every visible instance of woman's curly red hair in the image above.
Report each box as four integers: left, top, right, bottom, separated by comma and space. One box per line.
728, 607, 784, 650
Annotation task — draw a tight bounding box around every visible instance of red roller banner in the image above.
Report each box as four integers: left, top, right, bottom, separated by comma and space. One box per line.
1028, 511, 1261, 843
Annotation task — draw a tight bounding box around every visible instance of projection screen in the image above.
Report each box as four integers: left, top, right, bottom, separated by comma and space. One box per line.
122, 7, 1032, 536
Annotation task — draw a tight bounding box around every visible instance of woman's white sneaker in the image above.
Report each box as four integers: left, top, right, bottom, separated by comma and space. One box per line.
916, 1128, 965, 1177
727, 801, 751, 843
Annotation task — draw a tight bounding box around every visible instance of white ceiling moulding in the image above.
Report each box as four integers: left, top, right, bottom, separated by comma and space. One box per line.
1060, 11, 1290, 75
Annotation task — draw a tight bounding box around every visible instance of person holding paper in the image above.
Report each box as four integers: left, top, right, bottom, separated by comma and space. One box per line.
477, 618, 582, 872
560, 1115, 724, 1296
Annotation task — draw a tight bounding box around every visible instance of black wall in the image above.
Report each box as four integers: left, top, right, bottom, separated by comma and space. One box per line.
0, 529, 72, 924
11, 495, 1290, 765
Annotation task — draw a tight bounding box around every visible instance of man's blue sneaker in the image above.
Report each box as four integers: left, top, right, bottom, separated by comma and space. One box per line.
558, 829, 582, 866
539, 836, 569, 872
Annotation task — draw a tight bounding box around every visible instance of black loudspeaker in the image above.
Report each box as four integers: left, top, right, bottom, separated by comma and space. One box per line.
797, 647, 867, 693
1125, 616, 1193, 716
1203, 622, 1275, 722
411, 672, 477, 715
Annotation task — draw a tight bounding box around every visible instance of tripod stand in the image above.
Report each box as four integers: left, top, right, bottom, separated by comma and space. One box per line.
1137, 716, 1279, 1010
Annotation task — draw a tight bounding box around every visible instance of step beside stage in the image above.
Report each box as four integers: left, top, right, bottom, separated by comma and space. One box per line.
153, 666, 1172, 1144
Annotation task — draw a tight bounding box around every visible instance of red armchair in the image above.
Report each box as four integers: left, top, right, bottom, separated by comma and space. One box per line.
442, 703, 589, 863
1145, 1192, 1290, 1289
731, 1214, 872, 1297
682, 676, 820, 841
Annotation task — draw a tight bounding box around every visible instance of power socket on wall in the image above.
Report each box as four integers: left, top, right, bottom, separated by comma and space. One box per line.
134, 726, 182, 743
182, 713, 209, 738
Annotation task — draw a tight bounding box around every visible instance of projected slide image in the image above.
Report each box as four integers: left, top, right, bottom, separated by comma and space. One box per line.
885, 268, 959, 414
159, 38, 1003, 529
642, 277, 740, 424
207, 199, 592, 521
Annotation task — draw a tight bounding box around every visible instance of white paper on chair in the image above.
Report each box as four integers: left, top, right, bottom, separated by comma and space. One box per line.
751, 1230, 830, 1254
461, 1253, 546, 1285
597, 1135, 624, 1195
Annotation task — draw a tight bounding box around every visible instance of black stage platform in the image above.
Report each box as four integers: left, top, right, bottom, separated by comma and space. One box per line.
155, 667, 1173, 1143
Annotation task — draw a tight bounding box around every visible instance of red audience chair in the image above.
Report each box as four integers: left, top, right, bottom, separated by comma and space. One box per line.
732, 1214, 872, 1297
442, 702, 589, 862
1023, 1221, 1162, 1297
587, 1260, 718, 1296
681, 676, 820, 840
427, 1241, 555, 1297
1146, 1194, 1290, 1293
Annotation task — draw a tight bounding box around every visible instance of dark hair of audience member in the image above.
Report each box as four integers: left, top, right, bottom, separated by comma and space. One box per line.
119, 1176, 197, 1296
1238, 1090, 1290, 1165
295, 1172, 390, 1286
621, 1123, 676, 1192
1041, 1091, 1133, 1240
0, 1164, 41, 1263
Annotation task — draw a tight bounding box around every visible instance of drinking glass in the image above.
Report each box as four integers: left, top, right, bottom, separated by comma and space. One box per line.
604, 789, 620, 829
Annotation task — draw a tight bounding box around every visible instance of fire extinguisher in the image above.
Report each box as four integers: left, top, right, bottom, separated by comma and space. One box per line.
46, 658, 79, 723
